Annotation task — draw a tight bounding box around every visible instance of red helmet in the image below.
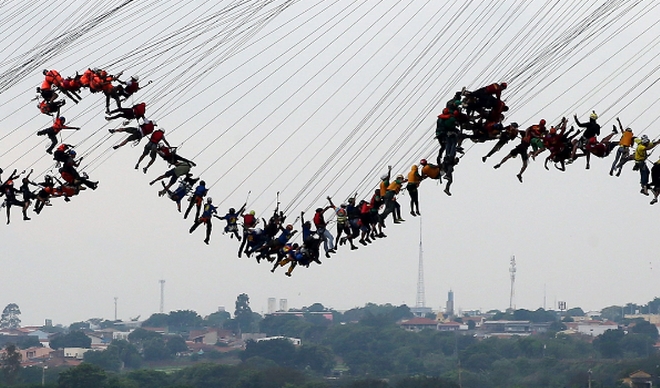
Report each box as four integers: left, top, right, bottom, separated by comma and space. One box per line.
420, 159, 427, 165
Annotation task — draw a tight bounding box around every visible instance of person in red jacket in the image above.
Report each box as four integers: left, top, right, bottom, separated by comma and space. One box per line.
135, 128, 170, 173
105, 102, 146, 123
108, 118, 156, 149
36, 116, 80, 154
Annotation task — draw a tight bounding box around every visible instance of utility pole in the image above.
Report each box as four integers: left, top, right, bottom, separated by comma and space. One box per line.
159, 279, 165, 313
509, 255, 516, 311
114, 297, 118, 321
416, 218, 425, 309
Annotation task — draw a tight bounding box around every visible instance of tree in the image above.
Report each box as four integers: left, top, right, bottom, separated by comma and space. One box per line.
141, 313, 168, 328
167, 310, 203, 332
234, 293, 253, 334
630, 319, 659, 341
205, 310, 231, 328
565, 307, 585, 317
593, 329, 625, 358
166, 336, 189, 355
242, 339, 297, 367
142, 337, 171, 361
127, 328, 161, 344
49, 330, 92, 350
0, 304, 21, 329
1, 344, 21, 385
57, 363, 107, 388
69, 321, 90, 332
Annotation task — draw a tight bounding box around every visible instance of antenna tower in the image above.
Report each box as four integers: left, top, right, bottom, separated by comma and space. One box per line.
416, 218, 425, 308
509, 256, 516, 311
159, 279, 165, 313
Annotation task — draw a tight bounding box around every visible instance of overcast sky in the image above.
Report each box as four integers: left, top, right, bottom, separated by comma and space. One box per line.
1, 0, 660, 325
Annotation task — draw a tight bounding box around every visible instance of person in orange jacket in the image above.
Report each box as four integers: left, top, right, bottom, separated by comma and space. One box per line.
36, 115, 80, 154
406, 164, 422, 216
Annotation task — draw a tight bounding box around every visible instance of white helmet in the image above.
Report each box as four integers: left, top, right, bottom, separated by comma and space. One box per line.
132, 75, 139, 81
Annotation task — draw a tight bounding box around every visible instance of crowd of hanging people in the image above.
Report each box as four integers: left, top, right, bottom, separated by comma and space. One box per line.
0, 71, 658, 276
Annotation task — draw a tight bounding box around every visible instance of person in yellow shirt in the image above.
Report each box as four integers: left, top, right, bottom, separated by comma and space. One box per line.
406, 164, 422, 216
379, 174, 406, 226
633, 135, 657, 195
610, 118, 634, 177
650, 158, 660, 205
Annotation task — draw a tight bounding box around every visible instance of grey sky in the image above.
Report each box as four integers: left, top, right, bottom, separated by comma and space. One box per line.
0, 1, 659, 325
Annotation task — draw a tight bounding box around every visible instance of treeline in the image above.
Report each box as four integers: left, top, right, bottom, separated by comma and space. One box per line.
2, 297, 660, 387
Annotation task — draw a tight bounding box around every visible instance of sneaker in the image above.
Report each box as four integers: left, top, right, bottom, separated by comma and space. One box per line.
108, 129, 115, 134
416, 211, 421, 216
641, 188, 649, 196
285, 272, 291, 277
493, 164, 500, 169
444, 188, 451, 196
410, 211, 416, 217
112, 145, 119, 150
351, 246, 358, 250
325, 252, 331, 258
359, 239, 367, 246
393, 220, 401, 224
651, 198, 658, 205
143, 167, 148, 174
516, 174, 523, 183
482, 156, 487, 163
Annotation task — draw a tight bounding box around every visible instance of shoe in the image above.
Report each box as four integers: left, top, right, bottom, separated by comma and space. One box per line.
285, 273, 291, 277
609, 170, 613, 176
143, 167, 148, 174
365, 238, 372, 244
270, 268, 275, 273
325, 252, 331, 258
91, 182, 98, 190
108, 129, 115, 133
112, 145, 119, 150
23, 217, 30, 221
204, 239, 209, 245
416, 211, 421, 216
516, 174, 523, 183
46, 149, 53, 155
359, 239, 367, 246
378, 233, 387, 238
397, 218, 405, 222
410, 211, 416, 217
328, 249, 336, 253
134, 164, 139, 170
493, 164, 500, 169
351, 246, 358, 250
482, 156, 487, 163
586, 164, 590, 170
651, 198, 658, 205
444, 188, 451, 196
641, 188, 649, 196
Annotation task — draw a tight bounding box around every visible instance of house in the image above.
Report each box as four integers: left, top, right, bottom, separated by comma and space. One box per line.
189, 328, 235, 346
621, 370, 652, 388
20, 347, 53, 362
63, 347, 93, 359
437, 322, 463, 332
254, 336, 302, 346
400, 317, 438, 332
577, 321, 618, 337
480, 320, 550, 336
